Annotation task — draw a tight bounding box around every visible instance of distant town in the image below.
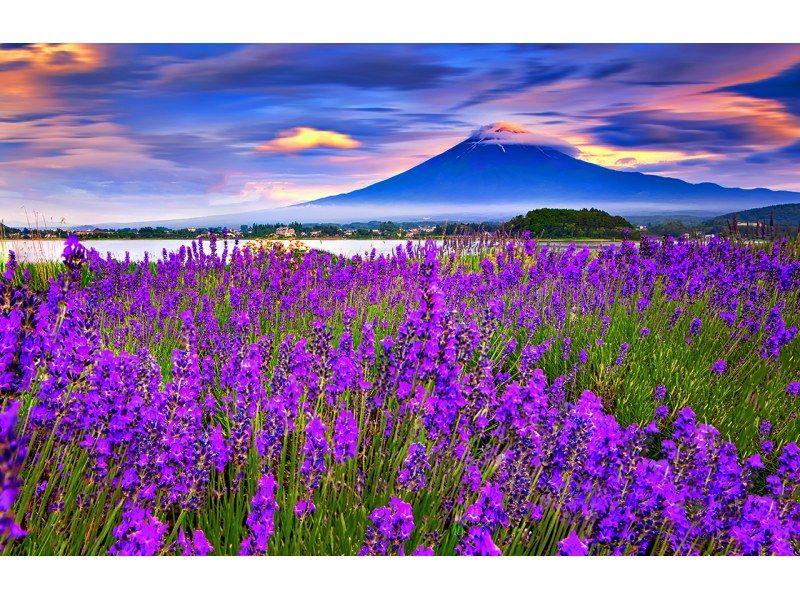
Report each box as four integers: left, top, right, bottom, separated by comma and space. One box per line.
0, 220, 501, 241
3, 204, 799, 243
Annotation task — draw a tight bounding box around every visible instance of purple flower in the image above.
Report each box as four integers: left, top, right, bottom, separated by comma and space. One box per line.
359, 496, 415, 556
332, 410, 358, 463
786, 381, 800, 397
109, 505, 168, 556
654, 385, 667, 402
558, 530, 589, 556
711, 360, 727, 375
456, 484, 508, 556
240, 473, 279, 555
177, 527, 214, 556
294, 498, 316, 519
398, 442, 431, 492
689, 317, 702, 336
300, 416, 329, 491
0, 401, 27, 549
411, 545, 435, 556
614, 342, 630, 366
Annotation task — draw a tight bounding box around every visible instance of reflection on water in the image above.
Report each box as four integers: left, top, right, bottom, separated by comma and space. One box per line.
2, 237, 626, 263
1, 238, 440, 262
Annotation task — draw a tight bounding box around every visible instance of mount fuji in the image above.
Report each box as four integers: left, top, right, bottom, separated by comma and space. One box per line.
298, 122, 800, 219
110, 122, 800, 227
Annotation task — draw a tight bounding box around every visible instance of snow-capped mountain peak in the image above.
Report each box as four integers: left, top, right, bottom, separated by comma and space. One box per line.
468, 121, 533, 144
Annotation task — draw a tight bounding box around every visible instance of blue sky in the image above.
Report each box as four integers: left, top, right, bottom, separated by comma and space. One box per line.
1, 43, 799, 225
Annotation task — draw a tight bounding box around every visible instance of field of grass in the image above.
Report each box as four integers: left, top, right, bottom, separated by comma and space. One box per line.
1, 234, 799, 555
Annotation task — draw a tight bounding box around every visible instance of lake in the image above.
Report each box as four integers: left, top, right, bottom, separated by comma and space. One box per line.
1, 237, 625, 263
1, 238, 441, 262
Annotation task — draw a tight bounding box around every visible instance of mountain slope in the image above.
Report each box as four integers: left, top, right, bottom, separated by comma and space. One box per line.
705, 203, 800, 226
307, 123, 800, 214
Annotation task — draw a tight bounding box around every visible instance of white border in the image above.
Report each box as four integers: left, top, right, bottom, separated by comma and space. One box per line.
1, 0, 799, 42
2, 1, 798, 592
2, 555, 799, 596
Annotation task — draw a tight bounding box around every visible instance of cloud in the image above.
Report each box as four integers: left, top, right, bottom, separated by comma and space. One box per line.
4, 44, 800, 224
0, 44, 103, 116
587, 61, 633, 80
453, 63, 577, 109
468, 121, 581, 156
154, 45, 464, 93
586, 103, 799, 154
256, 127, 361, 153
723, 62, 800, 116
0, 114, 171, 171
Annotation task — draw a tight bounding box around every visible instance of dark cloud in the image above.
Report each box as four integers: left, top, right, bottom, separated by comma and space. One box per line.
453, 64, 577, 109
622, 79, 708, 86
744, 140, 800, 164
153, 45, 465, 93
0, 112, 63, 123
723, 62, 800, 115
514, 110, 596, 121
588, 109, 777, 152
587, 61, 633, 80
348, 107, 399, 113
0, 60, 29, 72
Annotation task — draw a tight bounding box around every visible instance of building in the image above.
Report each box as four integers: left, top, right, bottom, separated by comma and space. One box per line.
275, 226, 296, 237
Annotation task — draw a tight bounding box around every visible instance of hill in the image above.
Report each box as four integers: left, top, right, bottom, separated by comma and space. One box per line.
505, 207, 634, 239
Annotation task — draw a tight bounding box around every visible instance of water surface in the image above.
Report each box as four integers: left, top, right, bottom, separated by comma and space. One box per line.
2, 237, 624, 263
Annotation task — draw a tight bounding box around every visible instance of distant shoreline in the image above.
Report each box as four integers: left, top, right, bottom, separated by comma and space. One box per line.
1, 235, 634, 243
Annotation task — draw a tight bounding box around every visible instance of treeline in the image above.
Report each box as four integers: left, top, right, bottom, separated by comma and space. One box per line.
504, 208, 636, 239
646, 204, 800, 240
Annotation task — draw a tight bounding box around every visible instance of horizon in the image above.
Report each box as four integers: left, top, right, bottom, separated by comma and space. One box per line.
2, 43, 800, 227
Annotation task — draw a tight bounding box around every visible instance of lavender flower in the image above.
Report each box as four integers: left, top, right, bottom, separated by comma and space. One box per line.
109, 505, 168, 556
397, 442, 431, 492
558, 530, 589, 556
332, 410, 358, 463
359, 497, 415, 556
240, 473, 279, 555
456, 484, 508, 556
1, 402, 27, 549
177, 527, 214, 556
300, 416, 329, 492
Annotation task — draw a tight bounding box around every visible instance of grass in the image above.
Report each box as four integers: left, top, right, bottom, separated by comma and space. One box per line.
3, 237, 799, 555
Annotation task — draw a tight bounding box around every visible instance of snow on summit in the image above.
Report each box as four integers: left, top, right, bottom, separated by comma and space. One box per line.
469, 121, 533, 143
466, 121, 579, 156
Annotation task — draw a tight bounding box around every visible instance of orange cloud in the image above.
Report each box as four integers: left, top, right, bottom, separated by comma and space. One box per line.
0, 44, 100, 73
256, 127, 361, 153
0, 44, 103, 115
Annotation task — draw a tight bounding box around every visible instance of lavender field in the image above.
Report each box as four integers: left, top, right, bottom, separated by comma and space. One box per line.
1, 233, 799, 556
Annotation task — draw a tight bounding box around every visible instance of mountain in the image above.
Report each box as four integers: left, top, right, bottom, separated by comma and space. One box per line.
93, 122, 800, 227
299, 122, 800, 219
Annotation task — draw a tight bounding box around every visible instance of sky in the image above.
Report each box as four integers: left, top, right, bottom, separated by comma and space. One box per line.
1, 43, 800, 226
